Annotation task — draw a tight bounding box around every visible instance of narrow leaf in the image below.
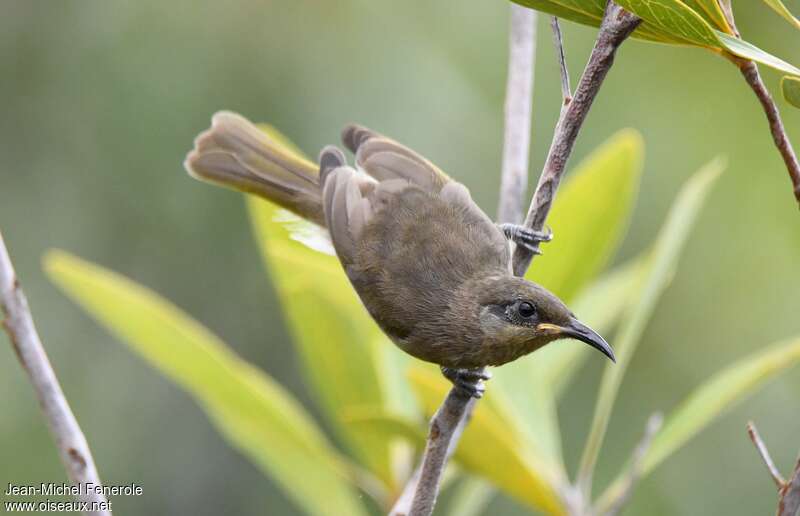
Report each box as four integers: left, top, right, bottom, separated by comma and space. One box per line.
43, 250, 366, 516
509, 0, 693, 44
681, 0, 733, 32
716, 31, 800, 76
577, 158, 725, 484
597, 336, 800, 512
615, 0, 721, 47
762, 0, 800, 30
782, 76, 800, 109
407, 365, 566, 515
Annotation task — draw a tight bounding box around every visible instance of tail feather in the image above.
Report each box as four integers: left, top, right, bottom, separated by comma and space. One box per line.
185, 111, 326, 226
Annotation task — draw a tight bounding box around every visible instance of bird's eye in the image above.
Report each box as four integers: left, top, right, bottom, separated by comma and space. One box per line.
517, 301, 536, 318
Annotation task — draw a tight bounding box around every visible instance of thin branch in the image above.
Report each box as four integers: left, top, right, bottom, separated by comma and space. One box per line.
0, 230, 111, 516
600, 413, 663, 516
746, 421, 800, 516
550, 17, 572, 107
402, 5, 538, 516
512, 1, 641, 276
721, 6, 800, 205
779, 454, 800, 516
407, 394, 477, 516
734, 56, 800, 205
747, 421, 785, 488
388, 406, 472, 515
497, 3, 538, 226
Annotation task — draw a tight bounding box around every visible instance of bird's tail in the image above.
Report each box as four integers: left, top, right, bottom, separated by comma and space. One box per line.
184, 111, 326, 226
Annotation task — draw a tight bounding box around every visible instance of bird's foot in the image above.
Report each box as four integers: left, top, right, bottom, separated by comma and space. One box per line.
440, 366, 492, 399
498, 223, 553, 254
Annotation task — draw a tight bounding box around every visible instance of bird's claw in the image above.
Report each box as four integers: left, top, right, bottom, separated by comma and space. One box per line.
498, 223, 553, 254
440, 367, 492, 399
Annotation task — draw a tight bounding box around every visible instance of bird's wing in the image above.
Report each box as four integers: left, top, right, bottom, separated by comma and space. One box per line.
320, 146, 378, 266
323, 131, 505, 267
341, 124, 452, 192
340, 123, 496, 232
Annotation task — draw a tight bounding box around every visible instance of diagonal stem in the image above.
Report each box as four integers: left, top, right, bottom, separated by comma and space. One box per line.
734, 57, 800, 204
779, 453, 800, 516
747, 421, 786, 488
512, 1, 641, 277
0, 230, 111, 516
746, 421, 800, 516
550, 17, 572, 107
721, 3, 800, 205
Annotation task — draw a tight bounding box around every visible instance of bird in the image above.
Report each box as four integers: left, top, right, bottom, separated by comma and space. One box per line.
184, 111, 614, 398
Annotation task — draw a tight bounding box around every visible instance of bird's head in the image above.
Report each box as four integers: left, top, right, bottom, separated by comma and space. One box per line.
474, 276, 614, 366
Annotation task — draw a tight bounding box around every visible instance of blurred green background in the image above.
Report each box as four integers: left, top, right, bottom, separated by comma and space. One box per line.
2, 1, 799, 514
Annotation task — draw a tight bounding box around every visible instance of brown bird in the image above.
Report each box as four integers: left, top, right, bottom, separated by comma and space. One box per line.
185, 111, 614, 397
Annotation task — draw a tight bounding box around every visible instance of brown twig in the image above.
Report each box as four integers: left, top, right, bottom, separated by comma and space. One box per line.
406, 394, 478, 515
747, 421, 800, 516
721, 5, 800, 205
747, 421, 785, 488
550, 17, 572, 107
512, 1, 641, 276
734, 57, 800, 204
779, 455, 800, 516
388, 402, 472, 515
0, 230, 111, 516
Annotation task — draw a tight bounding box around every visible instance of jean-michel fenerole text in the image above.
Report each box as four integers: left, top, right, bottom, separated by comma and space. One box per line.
5, 482, 143, 497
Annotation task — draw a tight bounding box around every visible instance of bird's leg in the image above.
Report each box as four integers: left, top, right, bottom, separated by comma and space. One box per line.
498, 223, 553, 254
440, 366, 492, 399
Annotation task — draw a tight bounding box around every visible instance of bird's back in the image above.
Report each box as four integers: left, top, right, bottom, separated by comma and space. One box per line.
347, 183, 509, 361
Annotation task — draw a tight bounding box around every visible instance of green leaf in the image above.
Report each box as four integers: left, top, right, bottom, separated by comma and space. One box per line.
510, 0, 686, 44
715, 31, 800, 76
615, 0, 721, 47
43, 250, 366, 516
597, 336, 800, 513
782, 76, 800, 109
512, 1, 800, 77
527, 129, 643, 302
247, 197, 401, 487
577, 158, 725, 485
762, 0, 800, 30
407, 365, 567, 515
680, 0, 734, 32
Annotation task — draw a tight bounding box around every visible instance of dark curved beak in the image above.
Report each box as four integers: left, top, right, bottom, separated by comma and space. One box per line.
563, 317, 615, 363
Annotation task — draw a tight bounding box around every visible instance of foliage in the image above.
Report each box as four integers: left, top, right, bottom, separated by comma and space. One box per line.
44, 124, 800, 515
782, 76, 800, 109
511, 0, 800, 76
